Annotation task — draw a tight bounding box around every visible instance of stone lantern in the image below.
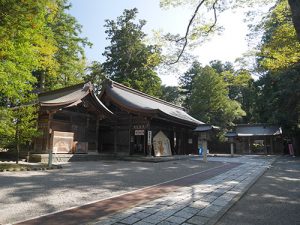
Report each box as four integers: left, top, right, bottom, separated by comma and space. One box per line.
225, 131, 237, 157
194, 124, 219, 162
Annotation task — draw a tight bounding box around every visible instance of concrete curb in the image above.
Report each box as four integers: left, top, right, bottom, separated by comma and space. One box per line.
206, 156, 278, 225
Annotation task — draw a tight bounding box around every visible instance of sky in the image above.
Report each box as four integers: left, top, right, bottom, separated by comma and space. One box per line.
69, 0, 251, 85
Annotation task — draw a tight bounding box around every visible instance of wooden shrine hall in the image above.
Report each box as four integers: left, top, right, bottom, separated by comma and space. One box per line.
32, 80, 205, 160
34, 82, 112, 155
98, 79, 204, 156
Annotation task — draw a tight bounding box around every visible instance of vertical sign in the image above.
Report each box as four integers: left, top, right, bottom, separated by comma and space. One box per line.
147, 131, 152, 145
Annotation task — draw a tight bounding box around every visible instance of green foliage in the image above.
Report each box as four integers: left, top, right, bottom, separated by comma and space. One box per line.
179, 61, 202, 109
0, 104, 39, 163
160, 85, 183, 105
187, 64, 245, 127
221, 69, 256, 123
257, 0, 300, 71
0, 0, 58, 103
84, 61, 107, 94
254, 66, 300, 135
0, 0, 88, 154
254, 0, 300, 138
102, 8, 162, 96
34, 0, 91, 91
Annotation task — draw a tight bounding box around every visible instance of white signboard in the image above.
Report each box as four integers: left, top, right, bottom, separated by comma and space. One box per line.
153, 131, 172, 157
135, 130, 144, 136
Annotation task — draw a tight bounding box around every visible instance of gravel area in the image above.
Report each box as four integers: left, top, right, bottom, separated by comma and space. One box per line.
0, 158, 222, 224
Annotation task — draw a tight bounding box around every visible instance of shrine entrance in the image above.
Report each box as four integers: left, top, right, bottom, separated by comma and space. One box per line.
132, 129, 145, 155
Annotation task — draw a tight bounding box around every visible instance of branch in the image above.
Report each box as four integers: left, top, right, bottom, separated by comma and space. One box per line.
167, 0, 219, 65
206, 0, 218, 35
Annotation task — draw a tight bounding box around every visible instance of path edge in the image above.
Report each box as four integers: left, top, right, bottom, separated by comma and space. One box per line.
206, 156, 278, 225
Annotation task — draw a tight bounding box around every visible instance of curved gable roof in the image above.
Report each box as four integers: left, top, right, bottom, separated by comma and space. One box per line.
101, 79, 204, 126
38, 82, 112, 114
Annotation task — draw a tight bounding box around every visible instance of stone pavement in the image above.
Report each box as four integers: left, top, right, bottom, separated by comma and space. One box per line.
216, 155, 300, 225
93, 155, 276, 225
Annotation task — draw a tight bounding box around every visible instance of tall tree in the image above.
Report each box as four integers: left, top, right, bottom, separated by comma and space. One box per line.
102, 8, 162, 96
160, 85, 183, 106
179, 61, 202, 109
187, 64, 245, 127
34, 0, 91, 91
84, 61, 107, 95
0, 0, 89, 159
254, 0, 300, 143
0, 0, 58, 158
0, 0, 58, 104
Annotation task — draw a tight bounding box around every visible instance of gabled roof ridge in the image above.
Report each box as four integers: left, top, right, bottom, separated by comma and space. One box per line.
39, 82, 92, 97
235, 123, 279, 127
107, 79, 185, 110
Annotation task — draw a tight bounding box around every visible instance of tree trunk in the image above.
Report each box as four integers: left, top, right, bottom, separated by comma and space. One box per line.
288, 0, 300, 41
15, 122, 19, 164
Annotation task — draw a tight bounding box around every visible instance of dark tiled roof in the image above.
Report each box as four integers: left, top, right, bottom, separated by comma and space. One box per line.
101, 80, 204, 126
39, 83, 90, 106
227, 124, 282, 137
194, 125, 219, 132
38, 82, 112, 114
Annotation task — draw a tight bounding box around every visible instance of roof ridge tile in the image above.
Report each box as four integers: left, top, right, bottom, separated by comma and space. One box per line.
108, 79, 185, 111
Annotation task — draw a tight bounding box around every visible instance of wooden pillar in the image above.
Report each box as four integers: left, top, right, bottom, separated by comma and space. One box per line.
203, 140, 207, 162
270, 136, 274, 154
47, 112, 54, 167
180, 129, 184, 155
114, 125, 117, 154
143, 131, 146, 156
129, 115, 132, 155
230, 142, 234, 157
95, 117, 99, 152
248, 137, 251, 154
264, 136, 267, 155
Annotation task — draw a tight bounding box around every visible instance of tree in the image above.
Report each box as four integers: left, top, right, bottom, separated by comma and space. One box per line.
0, 0, 58, 104
257, 0, 300, 71
0, 97, 39, 164
102, 8, 162, 96
188, 65, 245, 127
84, 61, 107, 94
288, 0, 300, 41
253, 0, 300, 153
0, 0, 58, 160
179, 61, 202, 109
159, 0, 300, 63
0, 0, 89, 160
160, 85, 183, 105
34, 0, 91, 91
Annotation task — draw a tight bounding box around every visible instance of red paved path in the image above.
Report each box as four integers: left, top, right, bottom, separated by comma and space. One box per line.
15, 162, 240, 225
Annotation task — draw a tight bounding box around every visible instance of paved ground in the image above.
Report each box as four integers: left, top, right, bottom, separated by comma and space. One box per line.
0, 158, 221, 224
216, 155, 300, 225
0, 155, 277, 225
91, 155, 275, 225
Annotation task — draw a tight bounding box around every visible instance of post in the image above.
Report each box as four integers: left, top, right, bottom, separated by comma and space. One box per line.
147, 130, 152, 156
48, 130, 53, 167
230, 142, 234, 157
95, 117, 99, 152
248, 137, 251, 154
47, 112, 53, 167
203, 140, 207, 162
114, 125, 117, 154
270, 136, 274, 154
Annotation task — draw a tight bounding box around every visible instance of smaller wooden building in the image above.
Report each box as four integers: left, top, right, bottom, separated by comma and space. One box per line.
226, 124, 283, 154
34, 82, 112, 154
